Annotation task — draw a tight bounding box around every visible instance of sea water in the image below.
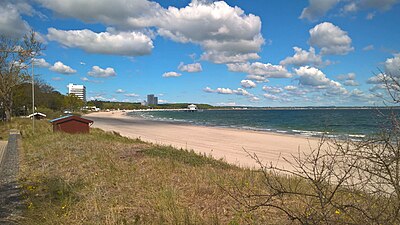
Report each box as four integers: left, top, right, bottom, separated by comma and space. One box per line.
128, 109, 399, 139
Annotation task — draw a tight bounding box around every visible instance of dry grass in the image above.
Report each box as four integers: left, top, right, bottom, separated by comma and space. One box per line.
5, 119, 389, 224
13, 119, 287, 224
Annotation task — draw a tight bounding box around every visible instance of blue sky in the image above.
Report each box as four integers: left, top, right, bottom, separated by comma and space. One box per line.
2, 0, 400, 106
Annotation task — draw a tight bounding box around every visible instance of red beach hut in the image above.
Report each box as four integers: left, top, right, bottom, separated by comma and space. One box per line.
50, 115, 93, 134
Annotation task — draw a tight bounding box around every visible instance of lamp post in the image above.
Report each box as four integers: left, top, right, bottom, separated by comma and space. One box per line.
32, 58, 35, 133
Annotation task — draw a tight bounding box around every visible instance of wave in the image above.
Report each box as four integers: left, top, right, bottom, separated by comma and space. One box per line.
348, 134, 366, 138
129, 111, 371, 140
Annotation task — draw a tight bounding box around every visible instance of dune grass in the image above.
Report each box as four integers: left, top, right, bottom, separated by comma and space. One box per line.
4, 119, 393, 224
11, 119, 286, 224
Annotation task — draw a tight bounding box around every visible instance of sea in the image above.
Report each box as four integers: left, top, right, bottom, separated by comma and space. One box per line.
128, 108, 400, 140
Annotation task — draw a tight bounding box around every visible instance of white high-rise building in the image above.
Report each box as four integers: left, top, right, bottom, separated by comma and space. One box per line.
67, 83, 86, 102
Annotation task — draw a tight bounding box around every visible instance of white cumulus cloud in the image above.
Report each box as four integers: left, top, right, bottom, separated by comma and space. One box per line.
249, 96, 260, 102
366, 54, 400, 85
325, 80, 348, 96
178, 62, 202, 73
33, 58, 50, 68
233, 88, 251, 96
215, 87, 234, 94
37, 0, 162, 29
262, 86, 283, 94
157, 1, 264, 63
343, 80, 360, 86
0, 1, 31, 37
350, 88, 365, 98
228, 62, 292, 78
337, 72, 359, 86
162, 71, 182, 78
263, 93, 280, 100
337, 72, 356, 81
204, 87, 251, 96
384, 53, 400, 77
352, 0, 399, 11
300, 0, 399, 21
241, 80, 257, 88
309, 22, 354, 55
295, 66, 349, 96
367, 73, 387, 84
280, 47, 328, 67
246, 75, 269, 83
50, 61, 77, 74
47, 28, 154, 56
300, 0, 339, 21
203, 87, 214, 93
284, 85, 297, 91
88, 66, 116, 78
40, 0, 264, 64
212, 88, 233, 95
295, 66, 331, 86
200, 51, 260, 64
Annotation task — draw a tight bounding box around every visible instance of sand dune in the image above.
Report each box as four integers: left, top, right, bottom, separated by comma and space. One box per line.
84, 111, 321, 168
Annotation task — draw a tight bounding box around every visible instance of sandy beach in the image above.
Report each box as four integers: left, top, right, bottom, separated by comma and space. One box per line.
84, 111, 321, 168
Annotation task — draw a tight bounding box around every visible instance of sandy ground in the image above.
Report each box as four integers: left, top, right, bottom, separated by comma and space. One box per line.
84, 111, 321, 168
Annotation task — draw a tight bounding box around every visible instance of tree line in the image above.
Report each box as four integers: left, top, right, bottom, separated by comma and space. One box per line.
8, 80, 84, 119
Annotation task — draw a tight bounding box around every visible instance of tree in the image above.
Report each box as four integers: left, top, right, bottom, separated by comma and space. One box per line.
63, 94, 84, 112
87, 99, 104, 109
0, 31, 43, 122
12, 79, 65, 115
12, 82, 32, 116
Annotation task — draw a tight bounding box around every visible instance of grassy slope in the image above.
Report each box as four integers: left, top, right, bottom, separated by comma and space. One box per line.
12, 119, 284, 224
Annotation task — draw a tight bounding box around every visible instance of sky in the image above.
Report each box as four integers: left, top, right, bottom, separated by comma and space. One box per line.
2, 0, 400, 107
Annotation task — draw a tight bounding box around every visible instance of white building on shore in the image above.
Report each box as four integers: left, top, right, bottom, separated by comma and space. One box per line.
188, 104, 197, 111
67, 83, 86, 102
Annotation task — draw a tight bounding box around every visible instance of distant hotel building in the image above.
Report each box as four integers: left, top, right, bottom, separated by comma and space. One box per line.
67, 83, 86, 102
147, 94, 158, 105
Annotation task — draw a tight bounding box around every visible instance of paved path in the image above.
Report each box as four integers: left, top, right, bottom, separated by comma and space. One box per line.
0, 131, 22, 224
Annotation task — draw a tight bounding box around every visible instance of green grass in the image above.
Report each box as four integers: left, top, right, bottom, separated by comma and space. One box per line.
4, 119, 282, 224
144, 145, 232, 169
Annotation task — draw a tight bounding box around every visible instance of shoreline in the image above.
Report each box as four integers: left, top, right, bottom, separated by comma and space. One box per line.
128, 110, 368, 140
131, 111, 318, 138
84, 111, 322, 168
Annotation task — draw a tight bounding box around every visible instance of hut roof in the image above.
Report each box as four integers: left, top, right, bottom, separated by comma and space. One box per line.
28, 112, 47, 118
49, 115, 93, 125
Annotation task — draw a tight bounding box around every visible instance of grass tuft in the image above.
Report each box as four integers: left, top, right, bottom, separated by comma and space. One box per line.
144, 145, 232, 169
